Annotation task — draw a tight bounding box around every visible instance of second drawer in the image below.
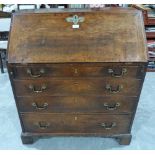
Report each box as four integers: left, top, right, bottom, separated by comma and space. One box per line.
13, 78, 142, 96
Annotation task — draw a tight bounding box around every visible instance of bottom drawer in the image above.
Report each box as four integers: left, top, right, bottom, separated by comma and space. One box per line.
21, 113, 132, 134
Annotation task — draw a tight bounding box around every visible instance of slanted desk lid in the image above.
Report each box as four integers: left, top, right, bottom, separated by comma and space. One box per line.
8, 8, 148, 63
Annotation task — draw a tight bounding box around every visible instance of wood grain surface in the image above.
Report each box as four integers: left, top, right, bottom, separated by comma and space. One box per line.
8, 8, 147, 63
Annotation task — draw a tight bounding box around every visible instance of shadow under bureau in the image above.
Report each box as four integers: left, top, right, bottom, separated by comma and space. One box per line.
7, 8, 148, 145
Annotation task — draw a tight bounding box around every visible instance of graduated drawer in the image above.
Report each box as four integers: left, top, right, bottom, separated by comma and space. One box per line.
14, 78, 142, 96
17, 96, 138, 114
21, 113, 132, 134
12, 64, 145, 79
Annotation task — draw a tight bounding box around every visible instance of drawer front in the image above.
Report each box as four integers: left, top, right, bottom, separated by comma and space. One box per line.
14, 79, 142, 96
21, 113, 131, 134
17, 96, 138, 113
13, 64, 144, 79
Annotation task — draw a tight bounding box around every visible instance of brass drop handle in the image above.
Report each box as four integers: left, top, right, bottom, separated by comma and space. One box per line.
103, 102, 121, 110
108, 68, 127, 77
27, 68, 45, 78
32, 102, 48, 110
29, 84, 47, 93
106, 84, 123, 94
101, 122, 116, 130
36, 122, 50, 129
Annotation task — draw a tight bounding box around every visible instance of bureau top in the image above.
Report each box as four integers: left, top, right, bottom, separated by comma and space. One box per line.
8, 8, 148, 63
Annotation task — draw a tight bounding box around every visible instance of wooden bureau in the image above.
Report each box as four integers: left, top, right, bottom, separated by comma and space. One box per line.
7, 8, 148, 145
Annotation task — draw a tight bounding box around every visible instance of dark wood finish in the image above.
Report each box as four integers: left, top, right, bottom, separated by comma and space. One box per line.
21, 113, 132, 134
17, 96, 138, 114
13, 78, 142, 97
21, 133, 34, 144
7, 8, 147, 145
21, 132, 132, 144
13, 63, 145, 79
117, 134, 132, 145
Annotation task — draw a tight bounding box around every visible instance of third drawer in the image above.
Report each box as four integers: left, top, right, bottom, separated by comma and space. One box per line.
17, 96, 138, 114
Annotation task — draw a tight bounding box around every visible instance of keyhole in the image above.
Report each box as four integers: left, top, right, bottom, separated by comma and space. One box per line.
75, 68, 78, 74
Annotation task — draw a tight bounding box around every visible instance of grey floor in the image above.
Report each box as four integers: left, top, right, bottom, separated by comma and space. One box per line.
0, 71, 155, 150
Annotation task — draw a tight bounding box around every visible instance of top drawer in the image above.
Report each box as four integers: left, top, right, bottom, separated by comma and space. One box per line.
11, 63, 145, 79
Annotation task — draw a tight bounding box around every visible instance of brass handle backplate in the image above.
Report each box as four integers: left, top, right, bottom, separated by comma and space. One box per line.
101, 122, 116, 130
27, 68, 45, 78
103, 102, 121, 110
36, 122, 50, 129
29, 84, 47, 93
106, 84, 123, 94
108, 68, 127, 77
32, 102, 48, 110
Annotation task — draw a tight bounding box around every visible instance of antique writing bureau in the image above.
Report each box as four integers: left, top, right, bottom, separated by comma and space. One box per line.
7, 8, 148, 145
